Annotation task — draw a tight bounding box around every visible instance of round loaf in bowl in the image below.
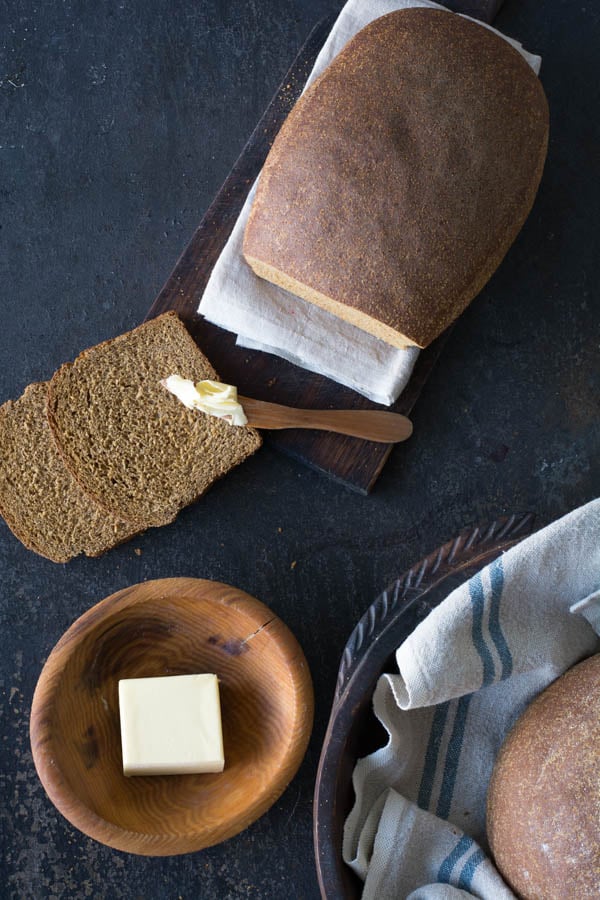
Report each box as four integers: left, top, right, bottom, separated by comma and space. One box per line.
486, 653, 600, 899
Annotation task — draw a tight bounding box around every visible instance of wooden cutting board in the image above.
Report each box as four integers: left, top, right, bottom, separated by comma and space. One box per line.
146, 1, 506, 493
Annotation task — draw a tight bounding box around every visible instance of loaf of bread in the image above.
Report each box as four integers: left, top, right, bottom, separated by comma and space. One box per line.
0, 382, 137, 562
47, 312, 262, 528
486, 653, 600, 899
244, 9, 549, 349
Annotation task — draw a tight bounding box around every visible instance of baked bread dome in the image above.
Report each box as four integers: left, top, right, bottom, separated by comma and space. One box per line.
244, 9, 549, 349
487, 653, 600, 899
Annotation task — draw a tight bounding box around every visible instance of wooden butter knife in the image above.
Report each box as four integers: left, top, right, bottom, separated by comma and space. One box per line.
239, 396, 413, 444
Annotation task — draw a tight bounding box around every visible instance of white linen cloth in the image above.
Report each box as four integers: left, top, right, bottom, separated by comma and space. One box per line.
343, 498, 600, 899
198, 0, 541, 405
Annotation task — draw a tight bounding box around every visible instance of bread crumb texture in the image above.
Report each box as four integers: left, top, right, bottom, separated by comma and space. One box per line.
47, 312, 262, 528
0, 382, 137, 562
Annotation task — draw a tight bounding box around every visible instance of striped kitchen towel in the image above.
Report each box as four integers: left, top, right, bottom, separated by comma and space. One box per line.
343, 497, 600, 899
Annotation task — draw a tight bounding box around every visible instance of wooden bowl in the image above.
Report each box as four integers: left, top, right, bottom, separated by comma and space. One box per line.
30, 577, 313, 856
313, 513, 535, 899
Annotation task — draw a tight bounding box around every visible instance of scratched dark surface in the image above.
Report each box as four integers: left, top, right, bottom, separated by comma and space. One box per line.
0, 1, 599, 898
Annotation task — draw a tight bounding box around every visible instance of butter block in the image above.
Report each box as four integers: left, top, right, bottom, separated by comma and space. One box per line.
118, 673, 225, 776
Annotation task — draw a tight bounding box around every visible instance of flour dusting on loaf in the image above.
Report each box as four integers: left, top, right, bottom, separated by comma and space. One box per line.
487, 653, 600, 899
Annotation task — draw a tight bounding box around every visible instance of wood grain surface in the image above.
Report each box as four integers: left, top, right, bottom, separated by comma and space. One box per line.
240, 396, 413, 443
146, 0, 504, 493
30, 578, 314, 856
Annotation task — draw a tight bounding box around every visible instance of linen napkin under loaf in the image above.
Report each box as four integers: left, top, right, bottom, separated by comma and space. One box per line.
198, 0, 541, 405
343, 498, 600, 898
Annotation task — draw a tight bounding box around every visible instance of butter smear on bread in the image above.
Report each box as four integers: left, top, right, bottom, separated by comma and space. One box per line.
162, 375, 247, 426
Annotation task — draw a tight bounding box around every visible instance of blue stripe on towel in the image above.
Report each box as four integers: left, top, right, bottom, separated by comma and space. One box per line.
488, 557, 513, 680
469, 571, 495, 686
457, 848, 486, 891
417, 701, 450, 810
437, 834, 474, 883
436, 694, 471, 819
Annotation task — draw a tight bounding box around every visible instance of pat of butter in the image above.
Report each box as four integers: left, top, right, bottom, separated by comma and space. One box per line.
162, 374, 248, 426
118, 674, 225, 776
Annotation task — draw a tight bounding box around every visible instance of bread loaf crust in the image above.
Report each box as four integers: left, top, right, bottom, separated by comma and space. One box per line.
244, 9, 549, 348
487, 654, 600, 899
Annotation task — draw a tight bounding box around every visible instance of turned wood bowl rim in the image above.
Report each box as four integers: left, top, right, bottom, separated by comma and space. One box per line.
30, 576, 314, 856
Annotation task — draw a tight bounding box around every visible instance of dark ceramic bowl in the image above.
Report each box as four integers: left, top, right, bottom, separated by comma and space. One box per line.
314, 513, 535, 899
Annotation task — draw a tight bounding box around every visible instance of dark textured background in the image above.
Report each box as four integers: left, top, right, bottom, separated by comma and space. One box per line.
1, 1, 598, 897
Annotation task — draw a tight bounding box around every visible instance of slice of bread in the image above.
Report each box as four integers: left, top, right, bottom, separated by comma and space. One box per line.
47, 312, 262, 528
0, 382, 138, 562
